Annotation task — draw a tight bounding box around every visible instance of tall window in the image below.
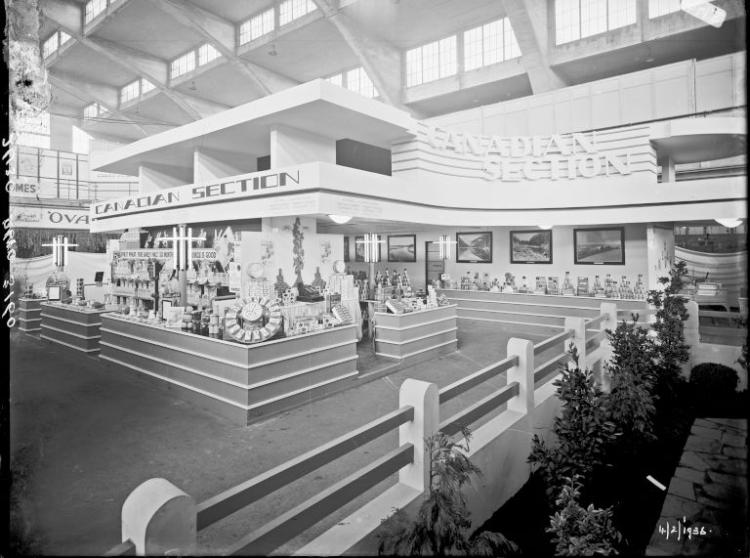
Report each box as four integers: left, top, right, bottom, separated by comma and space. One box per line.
42, 33, 59, 58
14, 111, 50, 149
170, 50, 196, 79
241, 7, 275, 44
345, 67, 377, 98
120, 80, 140, 104
72, 125, 92, 155
555, 0, 636, 45
464, 18, 520, 71
279, 0, 316, 26
198, 43, 220, 66
141, 79, 155, 94
325, 73, 343, 87
648, 0, 681, 18
406, 36, 457, 87
84, 103, 100, 119
84, 0, 107, 23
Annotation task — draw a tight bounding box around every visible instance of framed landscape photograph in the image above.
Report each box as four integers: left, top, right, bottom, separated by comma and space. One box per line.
354, 235, 381, 262
456, 231, 492, 263
574, 227, 625, 265
388, 234, 416, 262
510, 230, 552, 264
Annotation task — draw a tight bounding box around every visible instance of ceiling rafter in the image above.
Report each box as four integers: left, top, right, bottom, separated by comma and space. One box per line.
310, 0, 409, 111
145, 0, 299, 96
48, 70, 180, 136
41, 0, 230, 121
499, 0, 566, 93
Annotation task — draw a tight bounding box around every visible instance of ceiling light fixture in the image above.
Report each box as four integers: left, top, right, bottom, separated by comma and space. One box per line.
189, 80, 196, 91
328, 214, 352, 224
537, 224, 553, 230
715, 218, 743, 229
268, 44, 278, 56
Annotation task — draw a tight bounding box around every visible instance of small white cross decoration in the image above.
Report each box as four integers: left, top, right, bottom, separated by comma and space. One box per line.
161, 225, 206, 270
42, 235, 78, 267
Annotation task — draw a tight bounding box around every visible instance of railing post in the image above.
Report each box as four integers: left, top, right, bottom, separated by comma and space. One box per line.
599, 303, 618, 390
507, 338, 534, 415
398, 379, 439, 493
564, 317, 587, 369
683, 299, 700, 378
121, 478, 196, 556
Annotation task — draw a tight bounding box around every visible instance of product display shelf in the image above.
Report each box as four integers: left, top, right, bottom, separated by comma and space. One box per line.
40, 302, 111, 353
440, 289, 649, 329
372, 304, 458, 365
99, 314, 360, 425
17, 297, 42, 333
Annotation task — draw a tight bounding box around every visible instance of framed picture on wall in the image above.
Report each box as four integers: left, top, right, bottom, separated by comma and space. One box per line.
387, 235, 416, 262
456, 231, 492, 263
354, 235, 382, 262
574, 227, 625, 265
510, 230, 553, 264
343, 236, 350, 262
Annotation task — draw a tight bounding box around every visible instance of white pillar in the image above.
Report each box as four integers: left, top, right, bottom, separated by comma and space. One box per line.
507, 338, 534, 416
121, 478, 196, 556
683, 299, 700, 378
398, 379, 439, 493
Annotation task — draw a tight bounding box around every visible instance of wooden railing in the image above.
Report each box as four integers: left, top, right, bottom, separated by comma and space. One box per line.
106, 303, 618, 556
197, 405, 414, 530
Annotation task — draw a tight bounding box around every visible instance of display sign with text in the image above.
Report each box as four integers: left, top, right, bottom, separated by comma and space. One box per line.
10, 205, 91, 229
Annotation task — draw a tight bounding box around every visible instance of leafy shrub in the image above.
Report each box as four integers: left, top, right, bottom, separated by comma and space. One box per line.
529, 346, 618, 500
547, 476, 622, 556
378, 429, 518, 556
604, 318, 657, 458
690, 362, 739, 396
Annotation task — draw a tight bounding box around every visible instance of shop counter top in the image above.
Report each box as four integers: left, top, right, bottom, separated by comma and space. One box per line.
99, 314, 360, 424
372, 304, 458, 365
40, 302, 110, 353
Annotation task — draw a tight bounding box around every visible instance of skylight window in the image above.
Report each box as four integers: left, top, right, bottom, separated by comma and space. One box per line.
648, 0, 681, 18
140, 79, 155, 94
170, 50, 196, 79
83, 103, 99, 119
84, 0, 107, 24
198, 43, 221, 66
555, 0, 636, 45
345, 67, 377, 98
42, 34, 59, 58
463, 18, 521, 72
241, 7, 275, 45
279, 0, 316, 26
120, 80, 140, 104
406, 36, 457, 87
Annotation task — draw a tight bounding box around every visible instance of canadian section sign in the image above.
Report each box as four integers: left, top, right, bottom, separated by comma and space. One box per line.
10, 205, 91, 230
92, 167, 305, 220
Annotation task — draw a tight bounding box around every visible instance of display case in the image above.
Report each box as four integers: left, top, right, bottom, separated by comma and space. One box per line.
17, 297, 43, 333
99, 314, 360, 424
372, 304, 458, 365
40, 302, 110, 353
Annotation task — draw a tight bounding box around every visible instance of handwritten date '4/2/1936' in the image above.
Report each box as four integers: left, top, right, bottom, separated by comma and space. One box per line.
658, 517, 713, 542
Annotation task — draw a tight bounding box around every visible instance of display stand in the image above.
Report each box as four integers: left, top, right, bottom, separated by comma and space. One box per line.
40, 302, 110, 353
99, 315, 360, 424
373, 304, 457, 365
17, 298, 42, 333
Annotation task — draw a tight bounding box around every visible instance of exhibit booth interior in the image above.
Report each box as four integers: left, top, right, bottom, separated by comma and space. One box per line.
20, 79, 746, 424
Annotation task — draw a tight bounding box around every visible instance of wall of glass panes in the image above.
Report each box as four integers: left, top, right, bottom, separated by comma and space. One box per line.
84, 0, 107, 24
555, 0, 637, 45
406, 36, 457, 87
324, 67, 377, 98
170, 50, 197, 79
464, 18, 520, 71
279, 0, 316, 26
241, 7, 275, 44
119, 80, 140, 104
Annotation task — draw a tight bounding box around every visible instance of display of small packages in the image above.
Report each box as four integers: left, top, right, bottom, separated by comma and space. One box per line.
331, 303, 353, 325
385, 298, 411, 314
534, 276, 547, 294
224, 296, 282, 344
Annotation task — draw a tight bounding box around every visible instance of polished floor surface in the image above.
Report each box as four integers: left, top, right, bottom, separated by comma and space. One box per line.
9, 319, 554, 555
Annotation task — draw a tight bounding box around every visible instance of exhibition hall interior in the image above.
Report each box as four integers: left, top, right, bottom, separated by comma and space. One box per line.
6, 0, 747, 556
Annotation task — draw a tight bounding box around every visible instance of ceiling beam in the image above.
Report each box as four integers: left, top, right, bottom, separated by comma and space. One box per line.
500, 0, 566, 93
145, 0, 299, 96
47, 71, 180, 137
42, 0, 230, 121
310, 0, 407, 111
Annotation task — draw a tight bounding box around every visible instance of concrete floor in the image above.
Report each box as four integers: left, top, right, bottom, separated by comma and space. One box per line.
9, 319, 553, 555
